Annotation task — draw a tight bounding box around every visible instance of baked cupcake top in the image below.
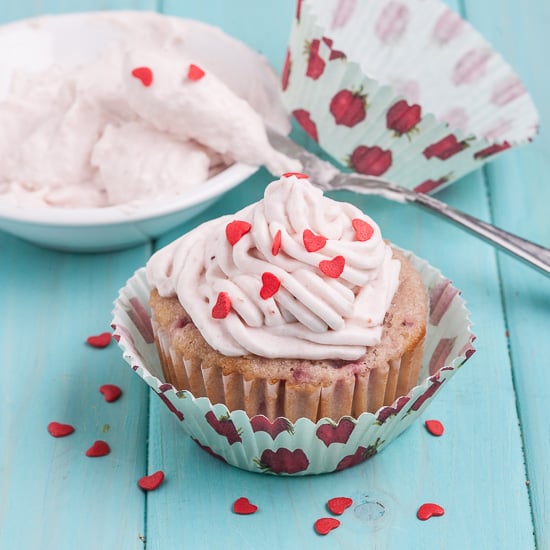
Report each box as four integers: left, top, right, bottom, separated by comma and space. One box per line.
146, 174, 400, 360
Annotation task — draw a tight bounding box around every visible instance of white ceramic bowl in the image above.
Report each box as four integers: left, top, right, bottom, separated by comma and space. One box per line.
0, 11, 290, 252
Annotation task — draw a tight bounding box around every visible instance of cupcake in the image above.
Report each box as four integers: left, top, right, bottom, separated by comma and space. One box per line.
145, 173, 428, 423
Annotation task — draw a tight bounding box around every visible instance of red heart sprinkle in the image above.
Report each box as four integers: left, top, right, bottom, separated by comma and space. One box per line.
327, 497, 353, 515
417, 502, 445, 521
131, 66, 153, 87
282, 172, 309, 179
226, 220, 252, 245
212, 292, 232, 319
85, 440, 110, 457
352, 218, 374, 241
99, 384, 122, 403
314, 517, 340, 535
425, 419, 445, 436
138, 470, 165, 491
260, 272, 281, 299
303, 229, 327, 252
187, 63, 205, 81
233, 497, 258, 515
272, 229, 282, 255
47, 421, 75, 438
86, 332, 112, 348
319, 256, 345, 278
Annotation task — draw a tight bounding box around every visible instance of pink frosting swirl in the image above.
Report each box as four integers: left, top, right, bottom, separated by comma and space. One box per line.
146, 175, 400, 360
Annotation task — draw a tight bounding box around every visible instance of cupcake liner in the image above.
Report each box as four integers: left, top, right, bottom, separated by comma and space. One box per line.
282, 0, 538, 193
112, 249, 475, 476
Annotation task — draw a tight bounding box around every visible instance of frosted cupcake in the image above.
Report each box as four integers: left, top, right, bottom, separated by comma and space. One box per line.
146, 173, 428, 423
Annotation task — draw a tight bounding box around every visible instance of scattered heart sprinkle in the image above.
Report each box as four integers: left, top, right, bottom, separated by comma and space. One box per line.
327, 497, 353, 515
314, 517, 340, 535
85, 440, 111, 457
47, 422, 75, 438
212, 292, 232, 319
131, 66, 153, 87
99, 384, 122, 403
233, 497, 258, 515
260, 272, 281, 299
352, 218, 374, 241
226, 220, 252, 245
417, 502, 445, 521
319, 255, 345, 278
425, 419, 445, 436
282, 172, 309, 179
86, 332, 112, 348
303, 229, 327, 252
187, 63, 205, 81
271, 229, 282, 256
138, 471, 165, 491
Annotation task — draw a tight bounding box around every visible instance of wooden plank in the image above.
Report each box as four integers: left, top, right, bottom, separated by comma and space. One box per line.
462, 0, 550, 546
0, 234, 151, 548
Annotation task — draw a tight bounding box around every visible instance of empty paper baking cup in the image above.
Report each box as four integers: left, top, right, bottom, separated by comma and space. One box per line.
112, 249, 475, 476
282, 0, 538, 193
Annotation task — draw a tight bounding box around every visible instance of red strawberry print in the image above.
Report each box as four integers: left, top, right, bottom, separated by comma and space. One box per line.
314, 517, 340, 535
423, 134, 469, 160
330, 88, 367, 127
211, 292, 232, 319
187, 63, 205, 81
256, 448, 309, 474
352, 218, 374, 241
260, 272, 281, 300
452, 49, 491, 86
205, 411, 242, 444
319, 256, 345, 278
85, 440, 110, 457
131, 66, 153, 87
250, 416, 293, 439
417, 503, 445, 521
282, 50, 291, 91
349, 145, 392, 176
330, 0, 358, 29
233, 497, 258, 515
316, 417, 355, 446
305, 39, 326, 80
226, 220, 251, 245
321, 37, 346, 60
335, 438, 382, 471
296, 0, 303, 21
376, 395, 411, 424
413, 176, 450, 194
303, 229, 327, 252
86, 332, 111, 348
432, 9, 464, 44
327, 497, 353, 515
386, 100, 422, 136
138, 471, 165, 491
99, 384, 122, 403
192, 438, 227, 462
410, 378, 444, 411
47, 421, 75, 438
474, 141, 511, 160
425, 419, 445, 437
156, 391, 184, 421
491, 75, 527, 106
375, 2, 410, 43
271, 230, 282, 256
292, 109, 319, 142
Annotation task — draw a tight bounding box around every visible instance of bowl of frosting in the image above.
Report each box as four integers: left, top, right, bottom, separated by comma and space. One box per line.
0, 11, 297, 252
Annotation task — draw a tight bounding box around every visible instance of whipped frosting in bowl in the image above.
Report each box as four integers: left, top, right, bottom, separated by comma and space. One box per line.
0, 11, 297, 251
146, 173, 401, 360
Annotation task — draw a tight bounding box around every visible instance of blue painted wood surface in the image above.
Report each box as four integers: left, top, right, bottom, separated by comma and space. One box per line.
0, 1, 548, 549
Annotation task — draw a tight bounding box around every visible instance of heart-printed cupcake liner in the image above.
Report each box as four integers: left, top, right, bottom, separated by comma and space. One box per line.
282, 0, 538, 193
112, 249, 475, 476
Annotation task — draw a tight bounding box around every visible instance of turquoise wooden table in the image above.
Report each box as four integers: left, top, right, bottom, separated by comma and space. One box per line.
1, 1, 549, 548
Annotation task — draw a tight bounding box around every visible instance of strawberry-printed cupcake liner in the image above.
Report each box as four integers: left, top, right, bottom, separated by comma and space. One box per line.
112, 249, 475, 476
282, 0, 538, 193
